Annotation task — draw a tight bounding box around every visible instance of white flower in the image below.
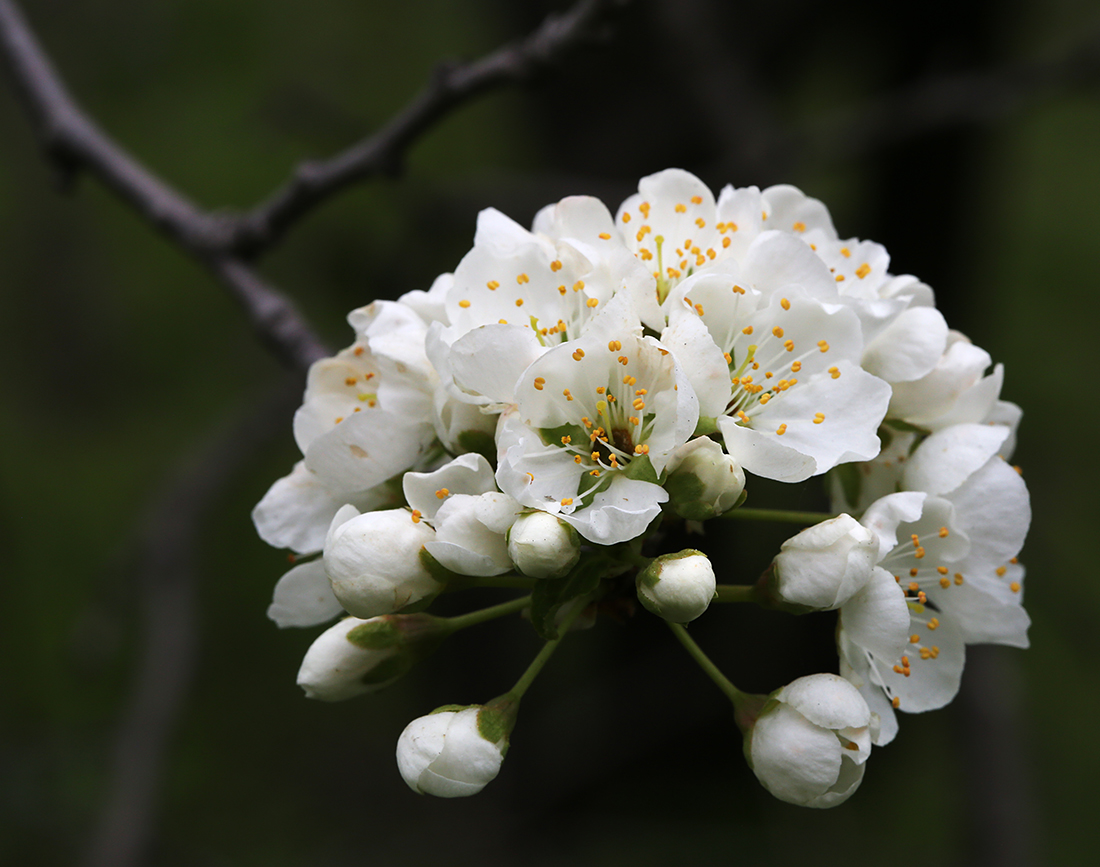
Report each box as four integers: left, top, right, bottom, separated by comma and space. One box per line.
507, 511, 582, 579
323, 505, 443, 619
745, 673, 872, 808
664, 435, 746, 521
771, 514, 879, 610
636, 550, 716, 623
495, 292, 697, 544
839, 455, 1031, 744
403, 453, 521, 577
396, 706, 506, 798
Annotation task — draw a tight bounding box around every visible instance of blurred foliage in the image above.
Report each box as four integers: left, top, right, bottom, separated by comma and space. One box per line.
2, 0, 1098, 864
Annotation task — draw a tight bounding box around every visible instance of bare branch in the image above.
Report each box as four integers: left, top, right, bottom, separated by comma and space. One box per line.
227, 0, 634, 255
0, 0, 330, 371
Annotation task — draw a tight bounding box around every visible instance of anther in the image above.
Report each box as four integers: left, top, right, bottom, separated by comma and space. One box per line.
954, 573, 964, 585
1010, 582, 1021, 593
533, 377, 546, 391
587, 298, 599, 308
599, 232, 611, 240
487, 280, 500, 290
458, 299, 471, 308
573, 349, 586, 361
608, 340, 622, 352
573, 281, 585, 292
813, 413, 825, 424
781, 298, 790, 310
561, 498, 574, 506
551, 260, 563, 271
772, 326, 784, 338
776, 424, 787, 435
742, 326, 754, 335
792, 221, 806, 232
411, 510, 422, 523
691, 195, 703, 205
828, 366, 840, 378
675, 203, 687, 213
517, 273, 529, 284
435, 488, 450, 499
515, 298, 524, 307
855, 263, 871, 279
840, 247, 851, 258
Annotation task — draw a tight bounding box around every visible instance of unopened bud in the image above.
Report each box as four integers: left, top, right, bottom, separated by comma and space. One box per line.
507, 511, 582, 579
768, 514, 878, 611
665, 438, 746, 520
636, 549, 716, 623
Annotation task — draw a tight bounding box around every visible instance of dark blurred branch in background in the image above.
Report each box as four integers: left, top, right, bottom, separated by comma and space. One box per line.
80, 382, 302, 867
229, 0, 634, 256
0, 0, 634, 371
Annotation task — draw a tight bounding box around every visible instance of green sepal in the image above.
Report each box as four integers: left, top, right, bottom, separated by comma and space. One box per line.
419, 546, 463, 585
622, 453, 661, 484
693, 416, 719, 437
528, 553, 610, 641
456, 430, 497, 466
477, 694, 520, 747
346, 619, 403, 650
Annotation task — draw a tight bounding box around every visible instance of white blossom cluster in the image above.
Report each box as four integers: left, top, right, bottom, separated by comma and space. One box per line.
253, 169, 1029, 807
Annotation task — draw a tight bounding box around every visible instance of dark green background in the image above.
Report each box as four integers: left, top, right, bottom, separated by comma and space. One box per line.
2, 0, 1096, 864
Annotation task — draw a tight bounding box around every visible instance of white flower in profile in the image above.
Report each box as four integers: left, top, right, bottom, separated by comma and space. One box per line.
839, 454, 1031, 744
495, 292, 704, 544
771, 514, 879, 611
396, 706, 507, 798
403, 453, 521, 577
745, 674, 872, 809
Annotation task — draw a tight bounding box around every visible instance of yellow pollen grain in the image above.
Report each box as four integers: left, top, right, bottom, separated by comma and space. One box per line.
733, 284, 746, 294
344, 377, 358, 386
635, 388, 648, 395
561, 435, 572, 445
353, 346, 364, 356
1010, 557, 1019, 564
636, 226, 651, 242
691, 195, 703, 205
840, 247, 851, 258
910, 634, 920, 644
695, 303, 705, 315
813, 412, 825, 424
499, 319, 508, 324
724, 352, 732, 364
940, 577, 951, 588
634, 444, 650, 455
955, 573, 964, 585
759, 393, 771, 404
561, 498, 574, 506
791, 361, 802, 372
996, 565, 1008, 577
487, 280, 500, 290
515, 298, 524, 307
928, 618, 940, 630
435, 488, 450, 499
784, 339, 795, 351
776, 424, 787, 435
411, 509, 422, 523
573, 280, 585, 292
737, 410, 750, 423
517, 273, 529, 284
816, 340, 830, 353
563, 388, 573, 401
618, 355, 630, 365
629, 416, 640, 425
573, 349, 585, 361
855, 263, 871, 279
639, 202, 651, 217
939, 527, 950, 538
742, 325, 754, 335
550, 260, 563, 272
792, 221, 806, 232
914, 547, 926, 559
1010, 582, 1021, 593
910, 567, 919, 577
633, 398, 646, 410
695, 217, 705, 228
892, 697, 901, 709
761, 211, 768, 220
458, 299, 471, 309
696, 254, 706, 266
781, 297, 790, 310
623, 375, 637, 385
835, 274, 846, 282
334, 417, 343, 424
722, 237, 731, 248
590, 469, 601, 476
909, 582, 920, 592
707, 248, 717, 259
574, 455, 582, 464
772, 326, 784, 338
622, 213, 631, 224
533, 377, 545, 391
596, 386, 606, 395
581, 417, 592, 427
829, 366, 840, 378
675, 203, 687, 213
937, 566, 949, 575
609, 340, 623, 352
587, 298, 599, 308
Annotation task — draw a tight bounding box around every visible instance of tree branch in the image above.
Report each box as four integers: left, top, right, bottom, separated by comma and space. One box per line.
0, 0, 330, 372
227, 0, 633, 255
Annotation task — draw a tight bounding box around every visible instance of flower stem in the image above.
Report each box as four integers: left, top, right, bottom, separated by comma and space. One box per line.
507, 600, 586, 700
722, 507, 835, 525
714, 584, 757, 603
667, 621, 746, 705
440, 595, 532, 633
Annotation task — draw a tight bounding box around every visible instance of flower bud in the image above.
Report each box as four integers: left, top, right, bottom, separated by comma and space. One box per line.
665, 438, 746, 520
744, 673, 872, 808
324, 505, 442, 619
768, 514, 877, 611
507, 511, 582, 579
636, 549, 716, 623
297, 614, 445, 702
396, 704, 511, 798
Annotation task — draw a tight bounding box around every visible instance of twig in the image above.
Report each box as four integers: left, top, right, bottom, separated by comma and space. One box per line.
81, 381, 302, 867
227, 0, 632, 255
0, 0, 329, 372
